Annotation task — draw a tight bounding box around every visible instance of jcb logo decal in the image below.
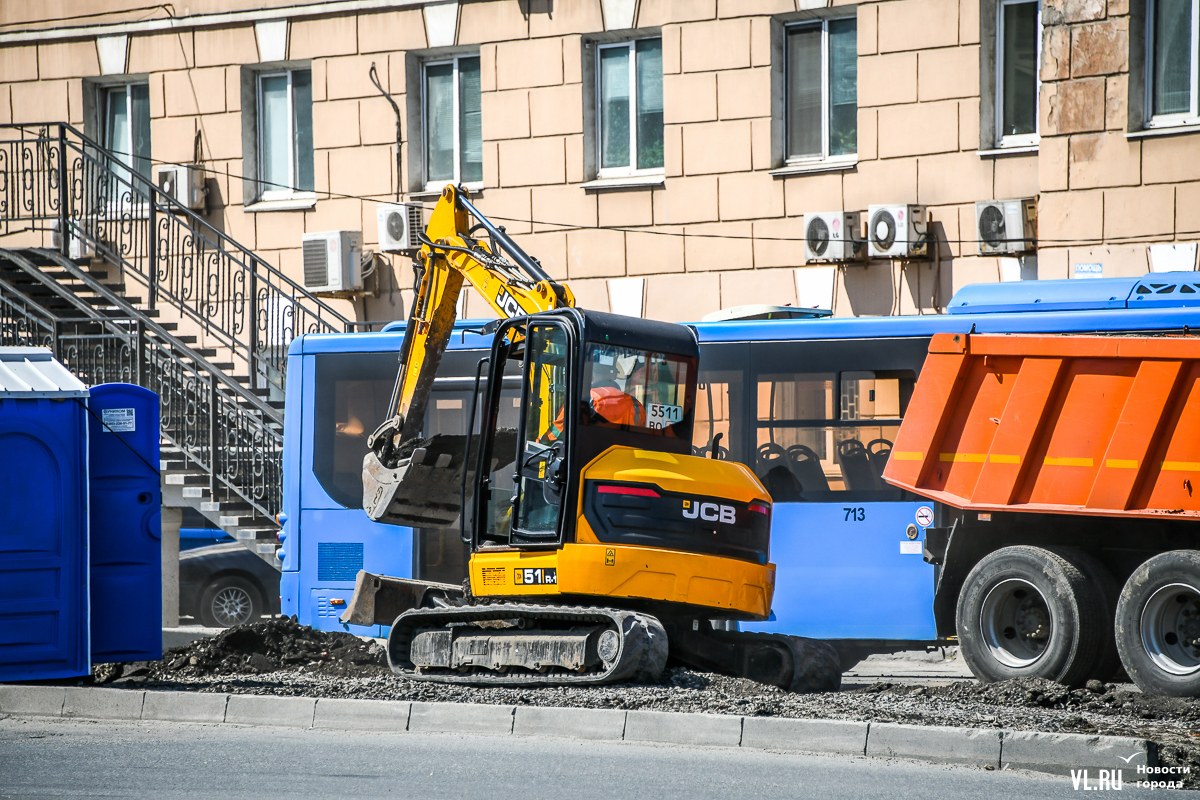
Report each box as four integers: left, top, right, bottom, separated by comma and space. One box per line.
495, 288, 522, 318
682, 499, 735, 524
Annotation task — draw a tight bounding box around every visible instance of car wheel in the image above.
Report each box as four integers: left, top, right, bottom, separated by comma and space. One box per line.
1115, 550, 1200, 697
956, 545, 1104, 686
199, 576, 262, 628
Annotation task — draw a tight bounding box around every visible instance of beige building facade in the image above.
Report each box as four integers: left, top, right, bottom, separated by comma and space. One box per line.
0, 0, 1197, 324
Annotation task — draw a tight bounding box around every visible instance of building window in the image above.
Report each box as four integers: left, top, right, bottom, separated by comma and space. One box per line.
424, 55, 482, 190
596, 38, 663, 176
256, 69, 313, 200
996, 0, 1040, 146
102, 83, 151, 185
786, 18, 857, 163
1147, 0, 1199, 125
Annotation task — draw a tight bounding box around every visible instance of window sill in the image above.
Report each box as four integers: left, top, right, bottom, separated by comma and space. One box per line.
581, 174, 666, 192
1127, 123, 1200, 140
977, 145, 1039, 158
246, 194, 318, 212
769, 159, 857, 177
411, 182, 485, 201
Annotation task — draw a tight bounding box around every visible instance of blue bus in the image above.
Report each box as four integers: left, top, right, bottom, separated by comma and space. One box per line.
279, 272, 1200, 658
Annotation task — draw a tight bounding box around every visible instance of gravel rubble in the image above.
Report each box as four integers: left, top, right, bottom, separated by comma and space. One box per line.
85, 618, 1200, 787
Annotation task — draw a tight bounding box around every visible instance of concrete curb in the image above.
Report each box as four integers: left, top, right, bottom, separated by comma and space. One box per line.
514, 706, 627, 741
742, 717, 869, 756
314, 698, 411, 732
625, 710, 743, 748
0, 685, 1159, 777
867, 722, 1002, 768
408, 701, 515, 735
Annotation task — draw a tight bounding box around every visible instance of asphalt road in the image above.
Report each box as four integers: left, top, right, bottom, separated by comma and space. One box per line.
0, 717, 1178, 799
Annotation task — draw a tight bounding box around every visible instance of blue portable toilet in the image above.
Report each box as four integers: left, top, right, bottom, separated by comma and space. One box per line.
88, 383, 162, 664
0, 348, 91, 681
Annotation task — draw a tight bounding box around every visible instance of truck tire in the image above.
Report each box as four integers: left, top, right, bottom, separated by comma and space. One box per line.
956, 546, 1104, 686
1057, 548, 1123, 682
1114, 550, 1200, 697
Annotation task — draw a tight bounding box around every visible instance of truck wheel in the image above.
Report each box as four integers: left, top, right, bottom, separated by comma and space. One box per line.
956, 546, 1103, 686
1114, 550, 1200, 697
1057, 548, 1123, 682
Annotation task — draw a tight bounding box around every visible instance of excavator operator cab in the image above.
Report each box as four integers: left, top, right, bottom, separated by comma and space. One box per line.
472, 308, 698, 549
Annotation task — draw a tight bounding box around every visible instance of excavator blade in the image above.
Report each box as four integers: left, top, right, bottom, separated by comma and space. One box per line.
363, 430, 517, 528
339, 571, 464, 627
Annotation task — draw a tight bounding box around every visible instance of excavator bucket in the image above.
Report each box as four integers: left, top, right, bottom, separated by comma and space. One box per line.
363, 429, 517, 528
363, 433, 471, 527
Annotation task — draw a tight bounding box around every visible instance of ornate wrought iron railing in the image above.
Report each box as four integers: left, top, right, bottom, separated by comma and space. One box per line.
0, 122, 363, 395
0, 247, 284, 518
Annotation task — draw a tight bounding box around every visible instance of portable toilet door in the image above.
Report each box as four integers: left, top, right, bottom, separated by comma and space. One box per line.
88, 383, 162, 664
0, 347, 91, 681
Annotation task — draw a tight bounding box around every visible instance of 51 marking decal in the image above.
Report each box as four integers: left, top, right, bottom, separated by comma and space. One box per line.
514, 567, 557, 585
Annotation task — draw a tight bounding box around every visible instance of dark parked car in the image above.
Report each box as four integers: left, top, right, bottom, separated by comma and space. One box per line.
180, 542, 281, 627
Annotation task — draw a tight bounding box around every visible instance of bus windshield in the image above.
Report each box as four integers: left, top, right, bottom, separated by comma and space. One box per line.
580, 343, 695, 438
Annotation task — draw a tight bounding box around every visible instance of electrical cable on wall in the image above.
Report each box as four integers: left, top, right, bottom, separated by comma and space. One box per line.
30, 129, 1179, 250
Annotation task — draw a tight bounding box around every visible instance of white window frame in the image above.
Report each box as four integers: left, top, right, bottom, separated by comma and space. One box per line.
995, 0, 1042, 149
101, 82, 151, 217
256, 69, 312, 202
1145, 0, 1200, 128
422, 55, 483, 194
784, 18, 858, 168
595, 38, 664, 180
103, 84, 143, 173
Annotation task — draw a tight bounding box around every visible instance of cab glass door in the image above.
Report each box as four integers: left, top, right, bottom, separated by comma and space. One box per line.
513, 323, 571, 538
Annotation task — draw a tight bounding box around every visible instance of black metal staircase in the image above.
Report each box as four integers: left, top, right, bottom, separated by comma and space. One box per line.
0, 123, 364, 565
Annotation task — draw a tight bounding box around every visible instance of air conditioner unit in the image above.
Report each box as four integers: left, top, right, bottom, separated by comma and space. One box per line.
975, 198, 1037, 255
803, 212, 863, 263
377, 202, 425, 254
156, 164, 207, 211
51, 218, 96, 261
301, 230, 363, 293
867, 204, 927, 259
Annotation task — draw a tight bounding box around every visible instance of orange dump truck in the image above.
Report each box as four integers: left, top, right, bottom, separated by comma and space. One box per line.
883, 332, 1200, 696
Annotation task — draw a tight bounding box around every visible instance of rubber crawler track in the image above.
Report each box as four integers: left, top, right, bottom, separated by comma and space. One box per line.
387, 604, 668, 686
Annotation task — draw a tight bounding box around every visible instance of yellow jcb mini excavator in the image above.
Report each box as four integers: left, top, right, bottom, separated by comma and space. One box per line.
345, 184, 839, 692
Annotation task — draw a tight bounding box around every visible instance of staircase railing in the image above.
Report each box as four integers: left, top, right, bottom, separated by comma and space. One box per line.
0, 122, 364, 395
0, 247, 284, 519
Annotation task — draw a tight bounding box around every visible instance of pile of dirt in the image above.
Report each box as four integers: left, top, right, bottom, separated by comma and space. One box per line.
97, 618, 389, 684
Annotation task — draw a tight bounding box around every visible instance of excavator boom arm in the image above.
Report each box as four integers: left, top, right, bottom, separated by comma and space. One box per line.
386, 184, 574, 444
362, 184, 573, 526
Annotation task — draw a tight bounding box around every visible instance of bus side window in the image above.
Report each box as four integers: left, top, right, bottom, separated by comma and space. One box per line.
692, 343, 749, 464
693, 376, 735, 459
753, 367, 916, 501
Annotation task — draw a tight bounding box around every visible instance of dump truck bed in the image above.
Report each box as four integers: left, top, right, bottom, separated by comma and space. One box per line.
883, 332, 1200, 519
